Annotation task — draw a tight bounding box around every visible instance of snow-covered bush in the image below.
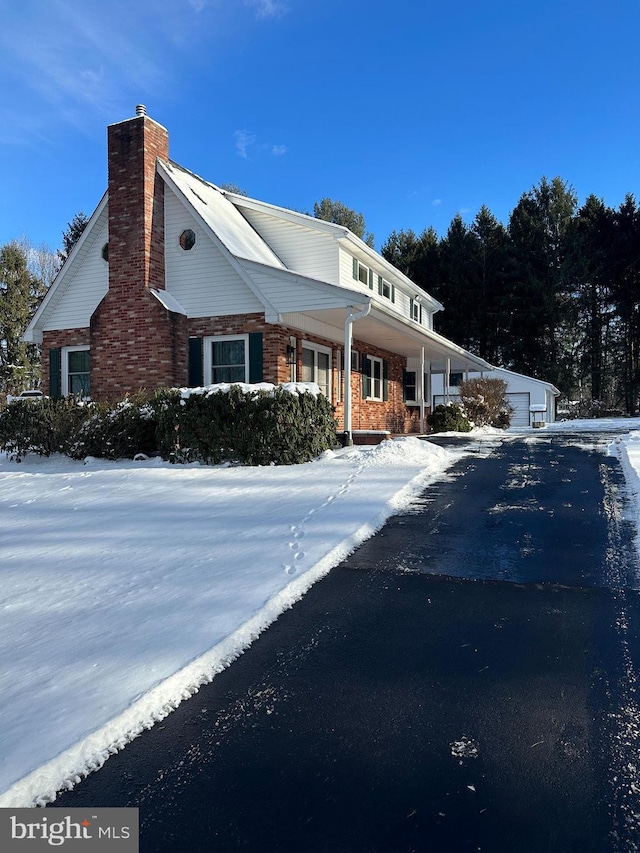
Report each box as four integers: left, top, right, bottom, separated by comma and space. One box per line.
0, 396, 89, 461
0, 395, 157, 461
458, 378, 513, 428
153, 383, 337, 465
427, 403, 472, 433
68, 395, 157, 460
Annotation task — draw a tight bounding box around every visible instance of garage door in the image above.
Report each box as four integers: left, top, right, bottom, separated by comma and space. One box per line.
433, 393, 531, 427
506, 392, 530, 427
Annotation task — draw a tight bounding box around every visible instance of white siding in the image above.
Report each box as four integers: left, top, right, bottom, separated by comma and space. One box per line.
239, 208, 339, 283
338, 247, 436, 331
42, 210, 109, 330
164, 190, 264, 317
245, 267, 357, 313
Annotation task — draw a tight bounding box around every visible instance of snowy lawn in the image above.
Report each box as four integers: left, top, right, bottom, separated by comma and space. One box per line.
0, 436, 474, 807
1, 419, 639, 809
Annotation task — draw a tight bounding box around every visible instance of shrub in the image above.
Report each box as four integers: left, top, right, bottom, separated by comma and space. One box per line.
427, 403, 472, 433
458, 378, 514, 428
153, 384, 337, 465
0, 397, 89, 461
69, 394, 158, 460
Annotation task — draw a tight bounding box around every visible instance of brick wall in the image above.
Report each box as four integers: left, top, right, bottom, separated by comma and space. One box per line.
189, 314, 291, 384
41, 328, 90, 397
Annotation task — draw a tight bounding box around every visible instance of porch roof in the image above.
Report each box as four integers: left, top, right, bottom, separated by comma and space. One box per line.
281, 304, 493, 374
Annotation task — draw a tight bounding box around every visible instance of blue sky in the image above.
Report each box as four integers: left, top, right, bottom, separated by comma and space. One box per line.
1, 0, 639, 254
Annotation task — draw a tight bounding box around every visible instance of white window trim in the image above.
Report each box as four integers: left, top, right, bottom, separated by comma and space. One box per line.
367, 355, 384, 402
61, 345, 90, 397
203, 334, 249, 385
302, 341, 332, 401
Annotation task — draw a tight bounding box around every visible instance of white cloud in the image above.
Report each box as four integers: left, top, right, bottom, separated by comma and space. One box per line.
245, 0, 287, 19
271, 144, 288, 156
432, 198, 443, 207
235, 130, 257, 159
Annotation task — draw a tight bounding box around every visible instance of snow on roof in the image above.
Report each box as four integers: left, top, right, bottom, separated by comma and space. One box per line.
160, 161, 285, 269
150, 288, 187, 316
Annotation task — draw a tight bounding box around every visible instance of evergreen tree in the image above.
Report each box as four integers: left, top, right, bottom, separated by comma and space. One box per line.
469, 206, 510, 364
0, 242, 46, 393
313, 198, 375, 247
506, 177, 578, 387
570, 196, 618, 406
381, 227, 440, 292
58, 211, 89, 266
608, 195, 640, 414
434, 215, 478, 349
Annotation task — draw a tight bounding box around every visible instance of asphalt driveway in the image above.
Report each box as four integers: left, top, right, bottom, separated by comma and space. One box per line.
52, 431, 640, 852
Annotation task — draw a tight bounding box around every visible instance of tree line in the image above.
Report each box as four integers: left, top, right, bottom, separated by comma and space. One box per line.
382, 178, 640, 415
2, 184, 640, 415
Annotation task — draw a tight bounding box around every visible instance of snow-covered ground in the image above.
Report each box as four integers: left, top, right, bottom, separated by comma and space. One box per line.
0, 418, 639, 808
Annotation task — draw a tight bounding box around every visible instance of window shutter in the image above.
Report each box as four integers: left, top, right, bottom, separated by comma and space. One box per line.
419, 304, 423, 324
352, 257, 358, 280
188, 337, 203, 387
248, 332, 263, 383
391, 285, 396, 303
49, 348, 61, 399
377, 274, 383, 295
362, 355, 371, 398
368, 269, 374, 290
383, 359, 389, 401
402, 369, 408, 403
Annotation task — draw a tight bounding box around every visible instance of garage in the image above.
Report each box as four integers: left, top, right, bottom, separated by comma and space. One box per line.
506, 392, 531, 427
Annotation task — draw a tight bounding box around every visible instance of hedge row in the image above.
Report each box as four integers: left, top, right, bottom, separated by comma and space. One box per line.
0, 385, 337, 465
154, 385, 337, 465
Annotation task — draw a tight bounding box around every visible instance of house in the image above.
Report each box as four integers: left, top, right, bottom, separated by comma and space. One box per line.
429, 366, 560, 426
24, 106, 494, 442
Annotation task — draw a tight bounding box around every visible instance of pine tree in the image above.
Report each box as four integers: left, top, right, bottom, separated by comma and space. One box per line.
0, 242, 46, 393
58, 211, 89, 266
313, 198, 375, 247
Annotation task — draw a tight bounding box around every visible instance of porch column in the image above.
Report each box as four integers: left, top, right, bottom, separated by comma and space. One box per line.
445, 357, 451, 404
419, 346, 426, 433
344, 302, 371, 445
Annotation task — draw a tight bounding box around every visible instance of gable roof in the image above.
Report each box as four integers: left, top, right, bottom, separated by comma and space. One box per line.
159, 161, 285, 269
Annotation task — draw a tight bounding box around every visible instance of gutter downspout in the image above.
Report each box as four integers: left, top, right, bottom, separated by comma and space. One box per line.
344, 302, 372, 445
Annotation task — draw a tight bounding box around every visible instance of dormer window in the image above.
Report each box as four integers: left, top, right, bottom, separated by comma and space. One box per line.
179, 229, 196, 251
377, 275, 395, 302
352, 258, 373, 289
411, 298, 422, 323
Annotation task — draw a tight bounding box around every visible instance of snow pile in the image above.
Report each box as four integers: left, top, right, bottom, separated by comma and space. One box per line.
0, 436, 465, 808
178, 381, 321, 399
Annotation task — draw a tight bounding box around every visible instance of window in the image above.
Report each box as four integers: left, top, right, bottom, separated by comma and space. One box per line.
411, 298, 422, 323
101, 243, 109, 263
62, 346, 90, 397
367, 356, 384, 401
403, 370, 428, 405
179, 229, 196, 251
404, 370, 417, 403
449, 372, 464, 388
301, 343, 331, 399
204, 335, 248, 384
377, 275, 392, 300
352, 258, 373, 289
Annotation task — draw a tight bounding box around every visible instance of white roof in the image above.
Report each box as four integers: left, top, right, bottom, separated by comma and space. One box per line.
160, 161, 285, 269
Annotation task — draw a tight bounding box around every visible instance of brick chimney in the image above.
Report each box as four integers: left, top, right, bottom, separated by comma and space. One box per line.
90, 106, 188, 401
